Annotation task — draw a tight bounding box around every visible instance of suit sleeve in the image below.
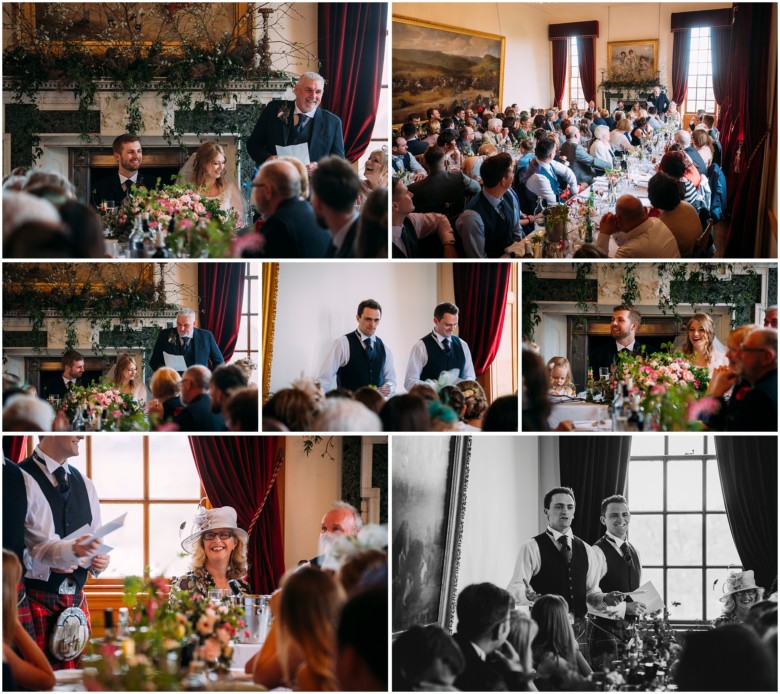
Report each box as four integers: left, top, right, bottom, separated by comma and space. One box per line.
208, 331, 225, 368
330, 114, 346, 158
149, 330, 168, 372
247, 103, 278, 166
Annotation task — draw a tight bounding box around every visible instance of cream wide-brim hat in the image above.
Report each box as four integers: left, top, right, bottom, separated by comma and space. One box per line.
180, 505, 249, 554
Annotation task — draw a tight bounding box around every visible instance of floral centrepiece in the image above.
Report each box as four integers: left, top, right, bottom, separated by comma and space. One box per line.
109, 183, 236, 258
61, 384, 148, 431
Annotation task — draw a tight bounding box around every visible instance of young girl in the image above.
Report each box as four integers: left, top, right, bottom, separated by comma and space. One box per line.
547, 357, 575, 396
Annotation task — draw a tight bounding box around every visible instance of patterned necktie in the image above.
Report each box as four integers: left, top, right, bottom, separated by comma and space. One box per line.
620, 542, 632, 564
294, 113, 309, 139
182, 336, 190, 353
442, 338, 451, 354
53, 466, 71, 503
558, 535, 572, 563
364, 338, 375, 360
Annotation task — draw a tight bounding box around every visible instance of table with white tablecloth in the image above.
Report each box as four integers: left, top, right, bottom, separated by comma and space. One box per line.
548, 401, 611, 430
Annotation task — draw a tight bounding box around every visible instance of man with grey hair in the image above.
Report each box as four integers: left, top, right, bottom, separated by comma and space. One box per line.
674, 129, 707, 175
764, 305, 778, 329
149, 307, 224, 373
305, 500, 363, 567
173, 365, 227, 431
560, 126, 611, 185
482, 118, 508, 148
247, 71, 345, 173
250, 160, 331, 258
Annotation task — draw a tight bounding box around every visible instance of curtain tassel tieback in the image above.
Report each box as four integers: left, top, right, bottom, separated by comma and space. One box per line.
247, 449, 284, 538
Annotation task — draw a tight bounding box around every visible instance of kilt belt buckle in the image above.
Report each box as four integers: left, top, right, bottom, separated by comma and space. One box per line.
49, 605, 89, 662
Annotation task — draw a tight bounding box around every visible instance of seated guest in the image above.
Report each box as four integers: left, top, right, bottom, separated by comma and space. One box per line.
422, 120, 440, 148
659, 151, 708, 213
391, 180, 457, 259
171, 505, 251, 600
355, 187, 388, 259
429, 401, 459, 431
457, 152, 527, 258
277, 155, 310, 200
401, 122, 428, 156
58, 201, 107, 258
311, 397, 382, 432
250, 160, 332, 258
522, 347, 573, 432
646, 105, 662, 130
2, 191, 60, 251
148, 367, 184, 425
264, 385, 318, 432
691, 128, 714, 169
481, 394, 519, 432
358, 148, 388, 206
336, 586, 388, 691
209, 363, 249, 417
2, 549, 56, 691
439, 385, 474, 431
2, 394, 57, 432
462, 143, 497, 181
393, 624, 465, 691
630, 117, 652, 146
602, 108, 616, 130
407, 147, 480, 224
589, 125, 614, 168
223, 388, 259, 432
713, 569, 765, 627
744, 601, 778, 640
42, 349, 85, 400
521, 138, 578, 208
277, 568, 346, 690
560, 126, 611, 185
174, 365, 227, 432
647, 172, 701, 257
436, 129, 463, 170
596, 194, 681, 258
457, 126, 477, 157
311, 156, 361, 259
531, 595, 592, 684
514, 139, 535, 178
105, 353, 148, 402
457, 379, 488, 429
482, 118, 509, 148
681, 313, 728, 376
674, 129, 707, 175
92, 133, 144, 207
609, 118, 634, 152
380, 394, 430, 431
353, 386, 385, 415
392, 136, 426, 181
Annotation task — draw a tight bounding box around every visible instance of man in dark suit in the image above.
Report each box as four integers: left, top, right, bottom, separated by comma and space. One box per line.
407, 147, 480, 225
674, 130, 707, 175
400, 122, 428, 156
250, 160, 331, 258
310, 156, 360, 259
560, 127, 611, 185
453, 583, 529, 691
247, 72, 345, 175
42, 350, 85, 400
648, 86, 670, 115
173, 366, 226, 432
590, 305, 647, 375
149, 308, 225, 373
92, 134, 144, 208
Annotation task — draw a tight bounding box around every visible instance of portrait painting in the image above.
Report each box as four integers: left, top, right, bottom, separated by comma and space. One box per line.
392, 436, 470, 634
607, 39, 659, 83
392, 15, 505, 125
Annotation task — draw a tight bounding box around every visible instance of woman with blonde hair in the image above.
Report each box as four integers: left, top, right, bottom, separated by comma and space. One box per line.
277, 567, 346, 690
3, 550, 55, 691
456, 379, 488, 429
682, 313, 728, 375
609, 117, 634, 152
358, 148, 388, 206
180, 141, 247, 224
106, 353, 149, 403
148, 366, 183, 425
691, 128, 714, 168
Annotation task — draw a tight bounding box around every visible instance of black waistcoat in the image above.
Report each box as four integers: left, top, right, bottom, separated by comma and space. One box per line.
336, 332, 386, 391
3, 461, 28, 567
531, 531, 589, 618
464, 191, 513, 257
419, 333, 467, 381
20, 457, 92, 592
594, 536, 641, 594
289, 114, 314, 147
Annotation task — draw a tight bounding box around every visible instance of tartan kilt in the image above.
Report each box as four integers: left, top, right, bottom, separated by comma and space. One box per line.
26, 588, 90, 670
587, 615, 631, 670
17, 583, 35, 640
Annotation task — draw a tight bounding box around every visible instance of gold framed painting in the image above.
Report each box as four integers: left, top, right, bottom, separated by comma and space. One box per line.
606, 39, 659, 83
392, 15, 505, 126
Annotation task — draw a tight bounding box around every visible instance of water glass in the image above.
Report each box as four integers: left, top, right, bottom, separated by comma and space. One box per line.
599, 367, 610, 381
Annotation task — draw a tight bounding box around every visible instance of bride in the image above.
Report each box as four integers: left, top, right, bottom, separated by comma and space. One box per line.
106, 353, 149, 403
179, 142, 248, 227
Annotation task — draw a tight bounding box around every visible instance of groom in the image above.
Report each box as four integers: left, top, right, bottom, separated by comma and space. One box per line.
149, 308, 225, 374
247, 72, 345, 175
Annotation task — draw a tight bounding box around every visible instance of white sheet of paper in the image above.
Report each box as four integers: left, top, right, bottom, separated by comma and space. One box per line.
627, 580, 664, 613
61, 524, 115, 558
76, 512, 127, 545
163, 353, 188, 371
275, 143, 310, 165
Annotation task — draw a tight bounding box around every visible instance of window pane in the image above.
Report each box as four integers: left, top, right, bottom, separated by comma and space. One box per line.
629, 514, 664, 565
706, 458, 725, 510
629, 436, 664, 456
668, 569, 702, 620
628, 459, 663, 510
147, 451, 199, 500
89, 438, 144, 499
706, 514, 741, 566
642, 567, 664, 600
235, 314, 249, 352
668, 514, 702, 566
667, 459, 702, 511
149, 504, 194, 578
98, 503, 144, 577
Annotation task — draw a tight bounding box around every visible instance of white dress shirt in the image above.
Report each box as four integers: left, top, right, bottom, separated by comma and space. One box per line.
524, 159, 578, 206
25, 448, 104, 582
596, 217, 681, 258
317, 328, 397, 395
404, 331, 476, 391
588, 531, 643, 620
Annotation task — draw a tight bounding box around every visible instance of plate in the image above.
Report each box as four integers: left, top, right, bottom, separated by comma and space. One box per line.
54, 669, 83, 684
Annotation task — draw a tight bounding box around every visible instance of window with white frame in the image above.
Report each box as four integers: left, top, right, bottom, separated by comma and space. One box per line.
627, 435, 741, 623
226, 261, 259, 385
569, 38, 585, 110
685, 27, 716, 115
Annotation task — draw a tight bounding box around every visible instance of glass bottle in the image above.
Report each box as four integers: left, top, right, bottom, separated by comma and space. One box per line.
129, 214, 148, 259
152, 225, 171, 258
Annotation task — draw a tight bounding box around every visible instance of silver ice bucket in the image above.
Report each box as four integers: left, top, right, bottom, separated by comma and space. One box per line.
231, 594, 272, 644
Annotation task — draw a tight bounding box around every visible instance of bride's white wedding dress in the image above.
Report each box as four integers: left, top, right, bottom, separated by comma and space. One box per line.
178, 154, 249, 226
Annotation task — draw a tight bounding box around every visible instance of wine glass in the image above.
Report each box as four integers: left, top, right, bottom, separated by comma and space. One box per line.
599, 367, 610, 381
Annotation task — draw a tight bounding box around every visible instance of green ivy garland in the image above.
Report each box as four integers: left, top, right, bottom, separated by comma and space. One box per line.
620, 263, 640, 307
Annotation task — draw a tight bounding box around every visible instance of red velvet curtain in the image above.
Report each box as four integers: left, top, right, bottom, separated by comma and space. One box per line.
452, 263, 511, 376
189, 437, 285, 594
559, 437, 631, 545
318, 3, 387, 163
551, 39, 568, 108
2, 436, 27, 462
671, 29, 691, 106
576, 36, 596, 104
197, 263, 246, 363
723, 2, 774, 258
715, 437, 777, 590
710, 27, 732, 123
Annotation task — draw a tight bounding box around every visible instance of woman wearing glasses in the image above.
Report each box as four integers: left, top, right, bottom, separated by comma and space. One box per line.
712, 569, 765, 628
170, 505, 251, 601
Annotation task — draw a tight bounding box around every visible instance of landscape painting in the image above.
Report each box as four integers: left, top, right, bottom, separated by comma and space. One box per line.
392, 15, 505, 125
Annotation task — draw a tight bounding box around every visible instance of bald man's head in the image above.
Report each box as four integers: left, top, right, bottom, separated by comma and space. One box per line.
615, 195, 648, 230
565, 126, 579, 140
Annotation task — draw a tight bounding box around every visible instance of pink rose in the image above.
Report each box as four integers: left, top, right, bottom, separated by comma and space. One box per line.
199, 637, 222, 662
